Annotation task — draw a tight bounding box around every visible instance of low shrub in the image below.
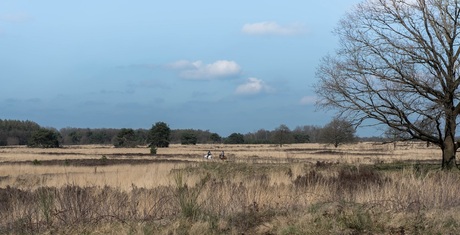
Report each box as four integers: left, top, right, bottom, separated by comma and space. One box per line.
335, 166, 389, 191
293, 169, 325, 188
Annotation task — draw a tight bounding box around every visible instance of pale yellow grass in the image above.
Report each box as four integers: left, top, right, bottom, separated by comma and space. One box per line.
0, 145, 149, 162
0, 142, 441, 191
0, 142, 440, 163
1, 142, 458, 234
199, 142, 440, 164
0, 162, 192, 191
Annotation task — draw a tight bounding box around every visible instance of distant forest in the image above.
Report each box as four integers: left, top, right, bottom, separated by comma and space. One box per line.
0, 119, 384, 147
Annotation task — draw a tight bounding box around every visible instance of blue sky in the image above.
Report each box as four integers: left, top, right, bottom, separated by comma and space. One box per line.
0, 0, 376, 137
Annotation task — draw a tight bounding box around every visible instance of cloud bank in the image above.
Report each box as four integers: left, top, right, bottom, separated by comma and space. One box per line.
242, 21, 306, 36
235, 77, 274, 95
167, 60, 241, 80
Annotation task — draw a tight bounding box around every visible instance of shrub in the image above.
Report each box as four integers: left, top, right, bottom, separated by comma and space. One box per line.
100, 155, 108, 165
293, 169, 325, 188
150, 146, 157, 155
330, 166, 391, 201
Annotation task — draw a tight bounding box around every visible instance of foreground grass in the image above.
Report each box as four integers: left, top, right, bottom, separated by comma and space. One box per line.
1, 160, 460, 234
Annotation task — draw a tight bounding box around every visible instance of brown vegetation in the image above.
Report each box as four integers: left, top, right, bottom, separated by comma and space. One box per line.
0, 143, 458, 234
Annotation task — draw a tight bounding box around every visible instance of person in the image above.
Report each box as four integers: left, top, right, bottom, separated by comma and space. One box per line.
219, 151, 226, 160
204, 151, 212, 159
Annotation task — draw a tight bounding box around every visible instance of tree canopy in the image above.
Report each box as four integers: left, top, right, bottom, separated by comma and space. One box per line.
319, 118, 356, 148
27, 128, 60, 148
225, 133, 245, 144
113, 128, 138, 148
0, 119, 41, 145
315, 0, 460, 169
272, 124, 294, 147
180, 131, 198, 145
149, 122, 171, 148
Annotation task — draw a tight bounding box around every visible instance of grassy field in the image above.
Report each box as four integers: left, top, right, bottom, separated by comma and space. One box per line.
0, 143, 459, 234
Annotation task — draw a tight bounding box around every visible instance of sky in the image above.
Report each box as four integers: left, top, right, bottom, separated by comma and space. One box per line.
0, 0, 377, 137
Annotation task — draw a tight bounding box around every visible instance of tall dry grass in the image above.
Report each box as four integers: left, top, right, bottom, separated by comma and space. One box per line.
0, 142, 441, 163
0, 143, 456, 234
0, 162, 189, 190
1, 162, 460, 234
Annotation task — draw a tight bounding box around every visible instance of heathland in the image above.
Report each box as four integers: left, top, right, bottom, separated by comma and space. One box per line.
0, 143, 459, 234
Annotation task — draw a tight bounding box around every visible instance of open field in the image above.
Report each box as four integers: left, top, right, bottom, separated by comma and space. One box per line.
0, 142, 440, 190
1, 143, 459, 234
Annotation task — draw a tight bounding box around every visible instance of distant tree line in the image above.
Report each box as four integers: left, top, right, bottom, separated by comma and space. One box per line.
237, 119, 356, 147
0, 118, 372, 148
0, 119, 41, 145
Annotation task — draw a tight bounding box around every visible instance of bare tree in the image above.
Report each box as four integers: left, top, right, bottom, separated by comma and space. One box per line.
315, 0, 460, 169
320, 118, 356, 148
272, 124, 293, 147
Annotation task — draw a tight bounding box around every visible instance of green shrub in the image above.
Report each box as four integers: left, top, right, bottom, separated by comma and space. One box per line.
150, 146, 157, 155
100, 155, 108, 165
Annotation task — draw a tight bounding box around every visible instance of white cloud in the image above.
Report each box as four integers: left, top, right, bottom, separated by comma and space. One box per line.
166, 60, 241, 79
165, 60, 198, 70
235, 77, 274, 95
299, 96, 317, 105
242, 21, 306, 36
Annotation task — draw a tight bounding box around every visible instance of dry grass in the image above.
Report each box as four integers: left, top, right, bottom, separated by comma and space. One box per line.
0, 142, 456, 234
0, 142, 438, 191
0, 163, 190, 190
0, 142, 440, 163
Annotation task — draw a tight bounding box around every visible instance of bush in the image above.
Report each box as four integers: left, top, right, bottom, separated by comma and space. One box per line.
293, 170, 325, 188
335, 166, 389, 191
150, 146, 157, 155
100, 155, 108, 165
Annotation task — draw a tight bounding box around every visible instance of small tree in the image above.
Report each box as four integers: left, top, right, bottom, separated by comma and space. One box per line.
272, 124, 293, 147
112, 128, 137, 148
181, 131, 198, 145
210, 133, 222, 143
293, 133, 309, 143
28, 129, 60, 148
149, 122, 171, 148
319, 118, 356, 148
225, 133, 245, 144
384, 127, 411, 149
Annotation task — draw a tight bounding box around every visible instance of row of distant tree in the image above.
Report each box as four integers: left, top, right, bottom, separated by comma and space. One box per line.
0, 118, 381, 148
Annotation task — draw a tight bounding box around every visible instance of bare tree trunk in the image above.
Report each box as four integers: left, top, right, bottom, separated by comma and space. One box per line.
442, 142, 456, 169
442, 116, 457, 169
